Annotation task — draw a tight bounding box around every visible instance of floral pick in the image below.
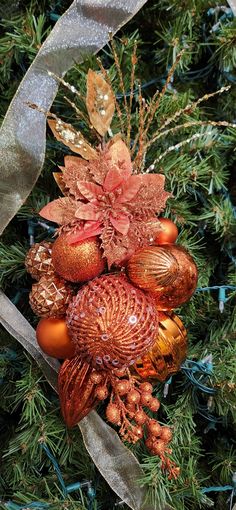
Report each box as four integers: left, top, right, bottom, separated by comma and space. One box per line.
39, 69, 171, 267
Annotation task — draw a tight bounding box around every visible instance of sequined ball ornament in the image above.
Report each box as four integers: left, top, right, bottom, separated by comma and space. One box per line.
25, 241, 54, 281
66, 274, 159, 370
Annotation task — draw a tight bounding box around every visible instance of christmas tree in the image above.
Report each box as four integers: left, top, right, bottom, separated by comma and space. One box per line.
0, 1, 236, 509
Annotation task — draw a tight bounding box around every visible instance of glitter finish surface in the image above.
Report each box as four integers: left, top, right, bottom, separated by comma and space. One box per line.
133, 312, 187, 381
66, 274, 159, 370
52, 234, 105, 283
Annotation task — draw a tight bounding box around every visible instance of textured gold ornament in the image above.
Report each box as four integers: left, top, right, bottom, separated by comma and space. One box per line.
29, 274, 72, 318
25, 241, 54, 281
66, 274, 159, 370
133, 312, 187, 381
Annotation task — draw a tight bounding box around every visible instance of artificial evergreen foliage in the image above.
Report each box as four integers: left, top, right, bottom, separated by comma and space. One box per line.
0, 1, 236, 509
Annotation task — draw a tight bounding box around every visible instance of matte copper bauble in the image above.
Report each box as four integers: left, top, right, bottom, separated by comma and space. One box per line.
133, 312, 187, 382
29, 274, 72, 317
127, 244, 198, 310
58, 356, 102, 427
51, 234, 106, 283
126, 245, 180, 292
66, 274, 159, 370
155, 218, 178, 245
25, 241, 54, 281
36, 317, 76, 359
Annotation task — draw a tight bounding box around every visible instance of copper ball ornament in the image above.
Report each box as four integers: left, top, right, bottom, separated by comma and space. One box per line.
36, 317, 76, 358
155, 218, 178, 245
66, 274, 159, 370
133, 312, 187, 381
126, 244, 198, 310
25, 241, 54, 281
51, 234, 106, 283
126, 245, 180, 292
29, 274, 72, 317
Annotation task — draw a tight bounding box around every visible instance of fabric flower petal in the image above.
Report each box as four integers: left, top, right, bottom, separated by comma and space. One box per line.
77, 181, 102, 201
67, 221, 103, 244
116, 175, 141, 203
39, 197, 77, 225
110, 213, 130, 235
108, 138, 132, 179
103, 167, 124, 192
75, 203, 102, 221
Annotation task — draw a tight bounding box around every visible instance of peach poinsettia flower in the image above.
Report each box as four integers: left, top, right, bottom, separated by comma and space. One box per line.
40, 138, 170, 267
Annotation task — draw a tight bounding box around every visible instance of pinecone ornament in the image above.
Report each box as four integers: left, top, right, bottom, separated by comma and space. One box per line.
25, 241, 55, 281
29, 274, 72, 318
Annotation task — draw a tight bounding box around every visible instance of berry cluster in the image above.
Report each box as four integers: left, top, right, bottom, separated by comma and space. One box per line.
89, 368, 179, 479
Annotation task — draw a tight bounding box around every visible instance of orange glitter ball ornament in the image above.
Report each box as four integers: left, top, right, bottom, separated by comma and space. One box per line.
52, 234, 106, 283
36, 317, 76, 359
66, 274, 159, 370
155, 218, 178, 245
133, 312, 187, 382
127, 244, 198, 310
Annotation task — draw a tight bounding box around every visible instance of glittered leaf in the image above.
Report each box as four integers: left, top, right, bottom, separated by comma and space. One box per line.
39, 197, 78, 225
58, 356, 99, 428
53, 172, 68, 196
62, 156, 91, 199
48, 119, 97, 160
130, 173, 171, 218
86, 70, 115, 136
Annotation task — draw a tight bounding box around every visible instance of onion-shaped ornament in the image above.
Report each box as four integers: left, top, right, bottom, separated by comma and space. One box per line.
58, 356, 104, 427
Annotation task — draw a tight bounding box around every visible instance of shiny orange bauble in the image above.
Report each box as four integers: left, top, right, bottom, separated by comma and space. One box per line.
36, 317, 76, 359
66, 274, 159, 370
133, 312, 187, 381
126, 244, 198, 310
155, 218, 178, 245
51, 234, 106, 283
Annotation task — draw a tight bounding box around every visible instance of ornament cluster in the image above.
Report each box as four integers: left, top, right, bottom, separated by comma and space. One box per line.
25, 69, 198, 479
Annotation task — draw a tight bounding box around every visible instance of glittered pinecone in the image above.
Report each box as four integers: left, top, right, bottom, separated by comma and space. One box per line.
25, 241, 54, 281
29, 274, 72, 318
